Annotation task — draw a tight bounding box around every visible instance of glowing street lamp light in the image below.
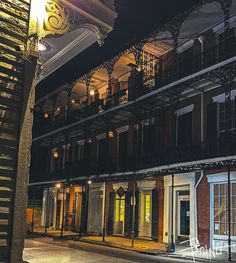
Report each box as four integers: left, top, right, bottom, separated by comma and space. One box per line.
87, 180, 92, 185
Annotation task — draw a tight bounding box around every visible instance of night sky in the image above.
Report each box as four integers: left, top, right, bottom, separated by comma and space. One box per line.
37, 0, 197, 99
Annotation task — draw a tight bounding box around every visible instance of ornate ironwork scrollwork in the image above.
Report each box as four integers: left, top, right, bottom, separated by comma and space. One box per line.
44, 1, 72, 37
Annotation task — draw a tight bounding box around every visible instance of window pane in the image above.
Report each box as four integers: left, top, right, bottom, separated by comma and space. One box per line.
214, 184, 219, 196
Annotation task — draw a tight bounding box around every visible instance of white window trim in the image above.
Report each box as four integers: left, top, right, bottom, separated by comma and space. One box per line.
207, 172, 236, 183
212, 89, 236, 103
175, 104, 194, 117
213, 15, 236, 34
77, 140, 85, 146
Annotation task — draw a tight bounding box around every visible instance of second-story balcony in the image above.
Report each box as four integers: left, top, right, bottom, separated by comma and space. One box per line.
34, 26, 236, 138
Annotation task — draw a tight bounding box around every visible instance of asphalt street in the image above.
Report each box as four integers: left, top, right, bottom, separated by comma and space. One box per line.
23, 237, 200, 263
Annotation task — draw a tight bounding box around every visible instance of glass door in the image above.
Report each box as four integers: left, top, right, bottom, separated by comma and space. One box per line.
114, 194, 125, 235
144, 193, 152, 237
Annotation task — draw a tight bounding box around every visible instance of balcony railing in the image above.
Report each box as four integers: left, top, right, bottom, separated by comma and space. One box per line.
34, 35, 236, 137
30, 130, 236, 182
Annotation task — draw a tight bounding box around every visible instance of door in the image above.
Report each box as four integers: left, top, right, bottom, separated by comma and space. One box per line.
114, 194, 125, 235
139, 190, 152, 238
144, 193, 152, 237
74, 192, 82, 232
177, 192, 190, 241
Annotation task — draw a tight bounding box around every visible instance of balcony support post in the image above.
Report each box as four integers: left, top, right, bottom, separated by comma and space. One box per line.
31, 187, 36, 233
132, 42, 145, 70
102, 181, 107, 241
64, 85, 72, 120
81, 74, 93, 108
168, 172, 175, 252
131, 177, 136, 248
104, 60, 116, 106
227, 165, 232, 262
220, 0, 232, 31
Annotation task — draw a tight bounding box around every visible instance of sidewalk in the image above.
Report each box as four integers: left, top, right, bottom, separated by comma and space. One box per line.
29, 230, 236, 262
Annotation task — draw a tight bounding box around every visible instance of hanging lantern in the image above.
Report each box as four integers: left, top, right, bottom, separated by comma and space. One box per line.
136, 65, 142, 72
90, 89, 95, 96
53, 151, 59, 158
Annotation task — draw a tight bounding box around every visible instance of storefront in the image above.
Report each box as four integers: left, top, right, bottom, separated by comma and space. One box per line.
208, 171, 236, 251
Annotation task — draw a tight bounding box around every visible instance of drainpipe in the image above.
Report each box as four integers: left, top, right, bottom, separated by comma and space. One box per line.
194, 171, 203, 242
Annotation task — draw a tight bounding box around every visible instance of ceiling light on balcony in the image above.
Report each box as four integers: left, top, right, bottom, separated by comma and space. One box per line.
38, 42, 47, 51
90, 89, 95, 96
108, 130, 114, 138
53, 151, 59, 159
56, 183, 61, 189
136, 65, 142, 72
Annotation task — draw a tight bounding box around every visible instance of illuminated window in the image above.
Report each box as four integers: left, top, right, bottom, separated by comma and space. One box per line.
145, 194, 151, 223
213, 183, 236, 236
115, 195, 125, 223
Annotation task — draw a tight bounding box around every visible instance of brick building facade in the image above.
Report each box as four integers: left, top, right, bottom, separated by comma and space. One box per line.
29, 0, 236, 252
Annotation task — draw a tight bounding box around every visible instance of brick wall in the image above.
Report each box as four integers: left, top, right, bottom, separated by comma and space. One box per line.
197, 173, 210, 247
156, 177, 164, 243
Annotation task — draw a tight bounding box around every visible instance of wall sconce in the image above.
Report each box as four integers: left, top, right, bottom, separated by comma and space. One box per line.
71, 98, 76, 104
108, 130, 114, 138
53, 151, 59, 159
56, 107, 61, 113
43, 112, 49, 119
56, 183, 61, 189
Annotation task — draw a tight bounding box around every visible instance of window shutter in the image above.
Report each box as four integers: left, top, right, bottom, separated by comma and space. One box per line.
124, 192, 131, 237
151, 189, 159, 241
107, 192, 115, 235
172, 110, 177, 146
207, 103, 217, 141
134, 190, 139, 237
80, 188, 88, 235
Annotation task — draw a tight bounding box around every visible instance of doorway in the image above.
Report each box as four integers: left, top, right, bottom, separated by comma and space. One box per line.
114, 193, 125, 235
176, 191, 190, 241
139, 190, 152, 238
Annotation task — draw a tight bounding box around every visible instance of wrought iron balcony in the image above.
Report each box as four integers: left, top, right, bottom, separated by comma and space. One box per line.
33, 33, 236, 139
30, 130, 236, 183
